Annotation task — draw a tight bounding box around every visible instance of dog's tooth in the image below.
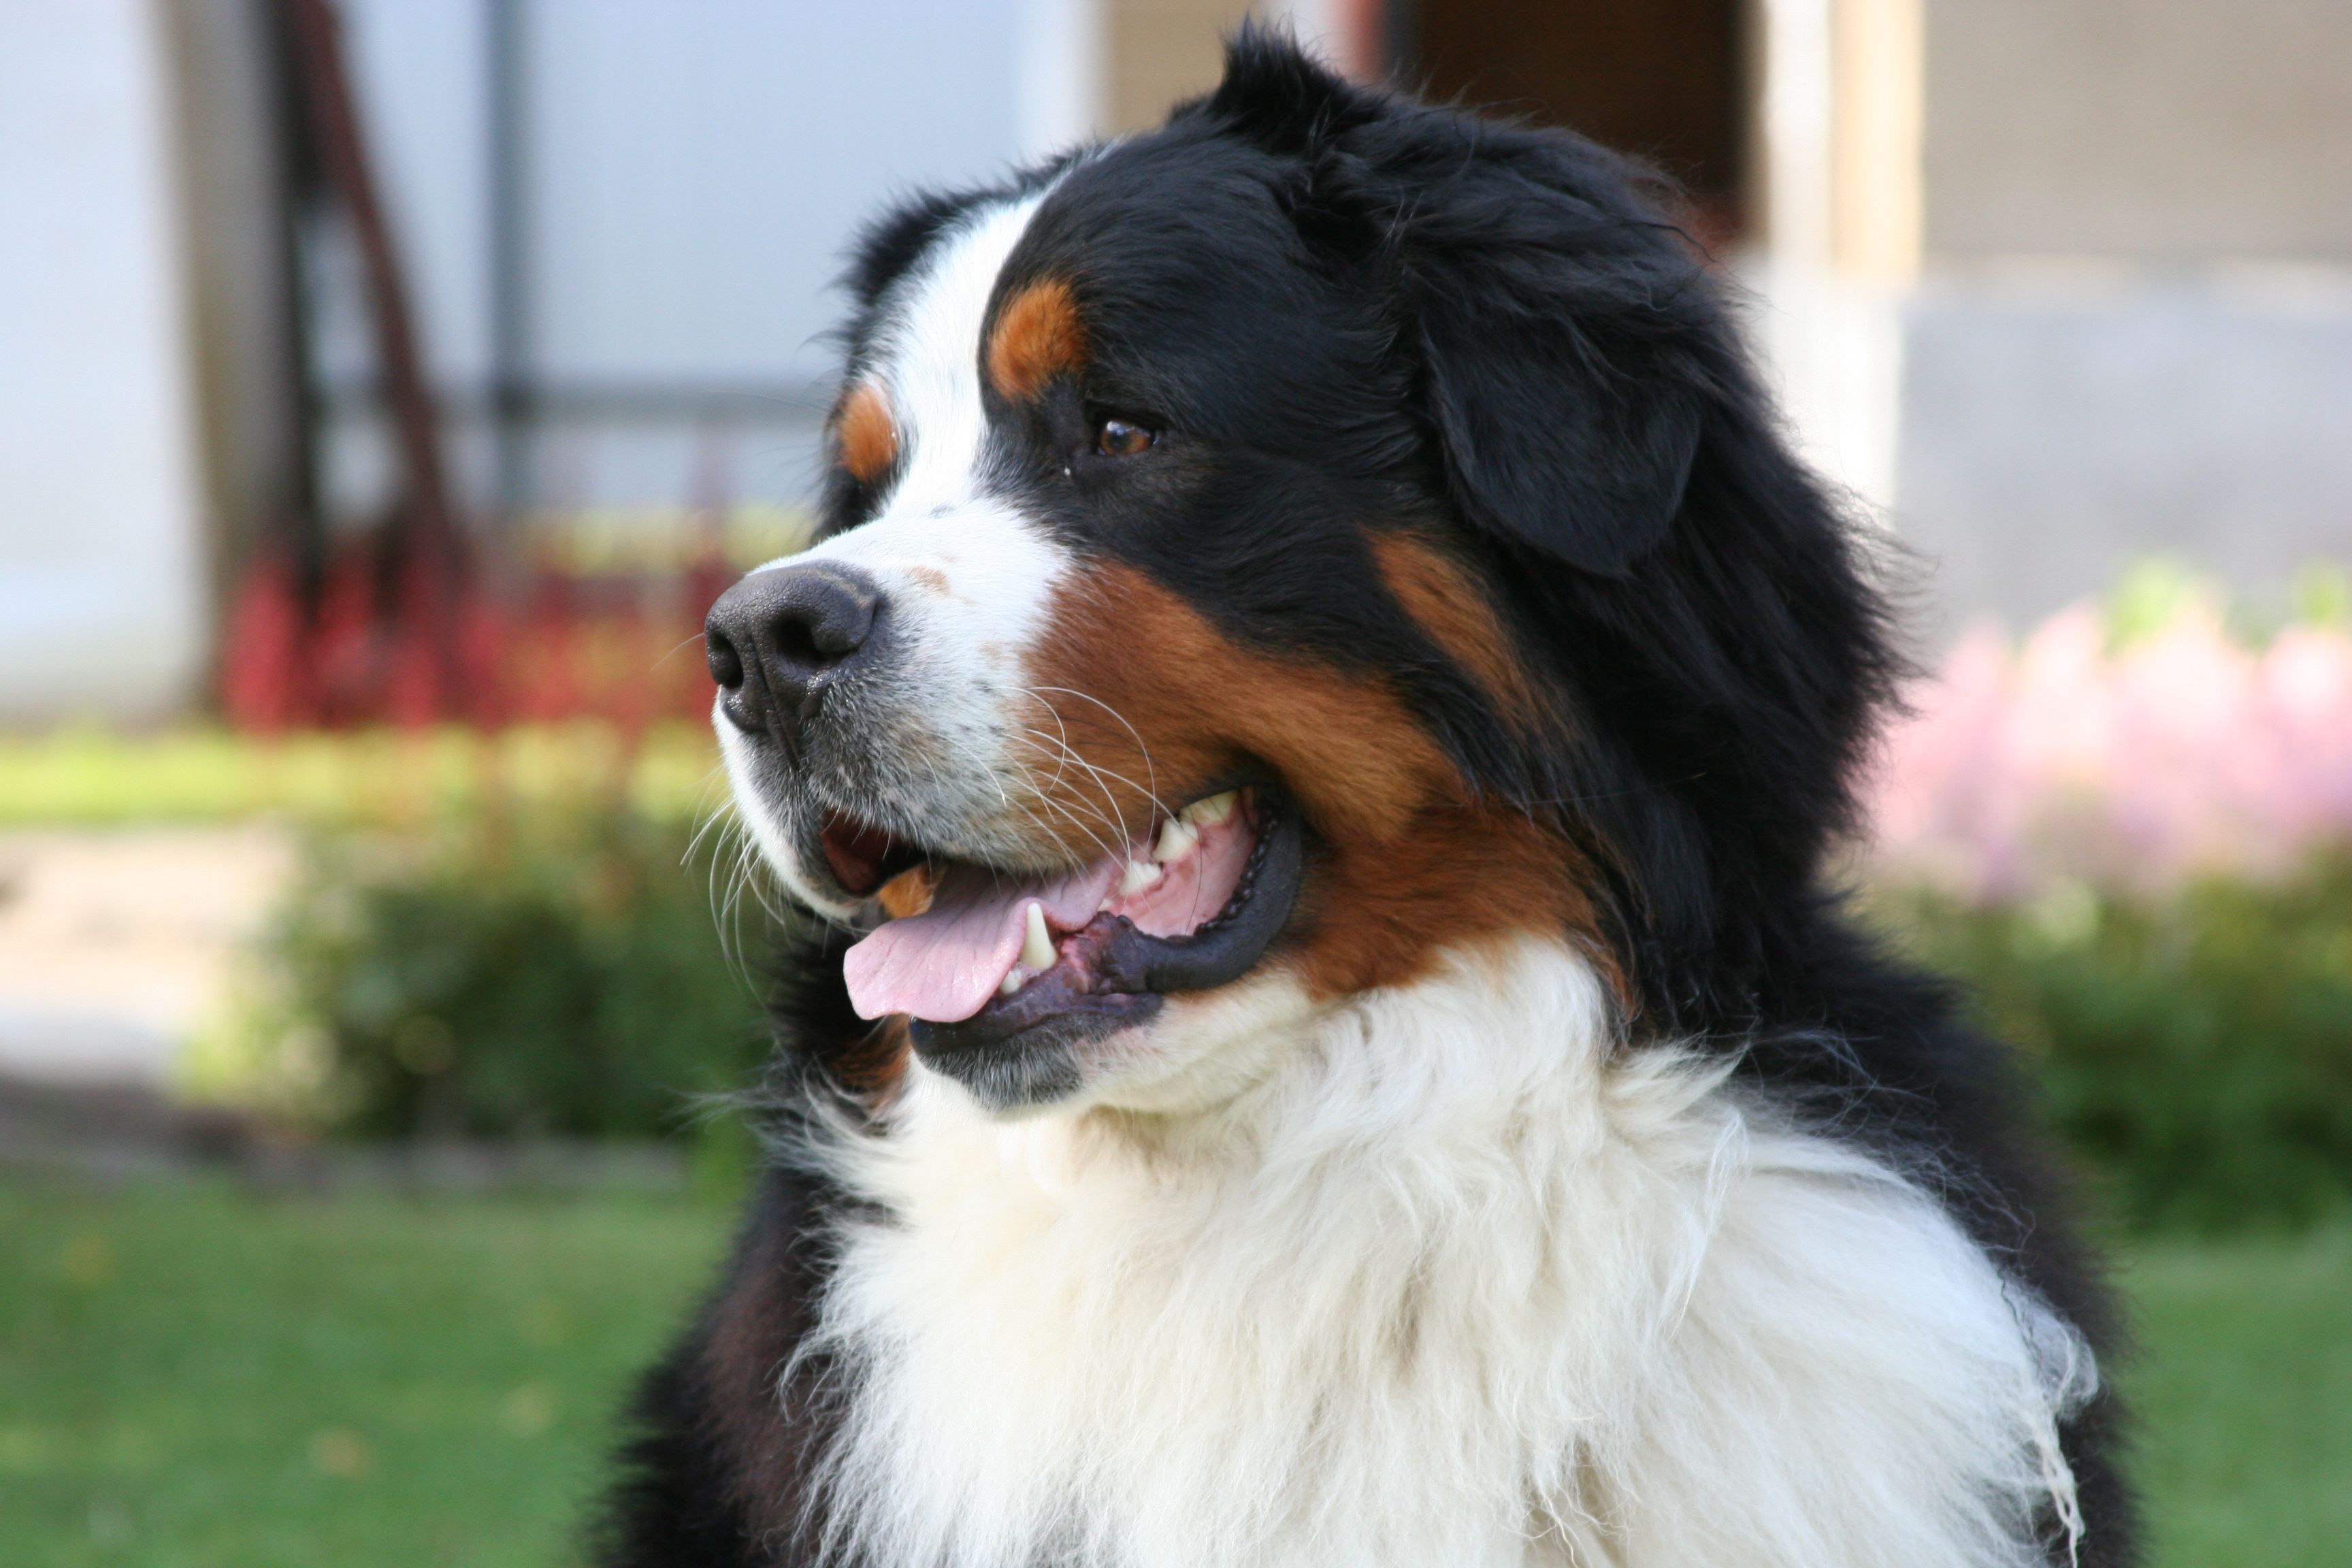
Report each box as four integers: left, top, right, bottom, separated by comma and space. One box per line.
1000, 968, 1026, 996
1020, 902, 1056, 971
1152, 816, 1199, 863
1118, 858, 1164, 896
1181, 790, 1237, 828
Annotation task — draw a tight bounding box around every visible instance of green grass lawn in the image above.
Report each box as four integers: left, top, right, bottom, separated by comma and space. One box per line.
0, 1183, 730, 1568
2122, 1228, 2352, 1566
2, 1182, 2346, 1568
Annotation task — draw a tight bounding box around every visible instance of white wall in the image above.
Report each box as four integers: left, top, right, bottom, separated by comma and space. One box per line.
0, 0, 207, 724
325, 0, 1056, 520
1897, 267, 2352, 632
336, 0, 1062, 393
0, 0, 1096, 724
525, 0, 1026, 389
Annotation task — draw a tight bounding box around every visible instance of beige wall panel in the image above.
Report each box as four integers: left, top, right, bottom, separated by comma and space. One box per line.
1923, 0, 2352, 261
165, 0, 299, 606
1107, 0, 1254, 133
1832, 0, 1921, 279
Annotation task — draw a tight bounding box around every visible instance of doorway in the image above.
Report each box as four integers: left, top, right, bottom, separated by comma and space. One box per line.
1402, 0, 1750, 244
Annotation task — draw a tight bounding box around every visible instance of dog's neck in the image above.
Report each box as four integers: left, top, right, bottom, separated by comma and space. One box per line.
844, 934, 1635, 1258
794, 936, 2088, 1568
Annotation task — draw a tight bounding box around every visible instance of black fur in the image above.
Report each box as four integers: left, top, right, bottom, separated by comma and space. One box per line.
601, 30, 2134, 1565
595, 927, 872, 1565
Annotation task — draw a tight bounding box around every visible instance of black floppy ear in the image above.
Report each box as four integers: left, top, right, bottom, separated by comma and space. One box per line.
1190, 31, 1708, 577
1417, 283, 1702, 579
1386, 131, 1709, 578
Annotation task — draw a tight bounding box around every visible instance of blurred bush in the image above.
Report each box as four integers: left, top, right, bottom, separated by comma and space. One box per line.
207, 794, 777, 1144
1863, 561, 2352, 1232
1875, 856, 2352, 1232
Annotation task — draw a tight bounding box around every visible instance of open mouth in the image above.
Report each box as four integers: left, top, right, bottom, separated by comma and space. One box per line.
821, 785, 1304, 1066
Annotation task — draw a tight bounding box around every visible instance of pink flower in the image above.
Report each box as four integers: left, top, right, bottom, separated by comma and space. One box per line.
1864, 597, 2352, 900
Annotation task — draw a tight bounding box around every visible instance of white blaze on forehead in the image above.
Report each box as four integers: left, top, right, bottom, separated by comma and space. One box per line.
869, 195, 1045, 510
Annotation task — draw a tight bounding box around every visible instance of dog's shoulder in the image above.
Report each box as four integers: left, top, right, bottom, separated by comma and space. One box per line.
595, 1158, 854, 1567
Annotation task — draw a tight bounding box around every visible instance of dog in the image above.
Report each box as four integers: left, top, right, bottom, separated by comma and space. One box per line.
598, 32, 2132, 1568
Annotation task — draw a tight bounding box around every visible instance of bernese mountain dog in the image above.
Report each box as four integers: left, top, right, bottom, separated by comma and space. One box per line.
599, 31, 2134, 1568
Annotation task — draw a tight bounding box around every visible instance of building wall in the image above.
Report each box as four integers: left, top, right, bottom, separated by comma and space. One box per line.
166, 0, 299, 643
1898, 272, 2352, 627
1101, 0, 1386, 134
299, 0, 1058, 536
1923, 0, 2352, 264
1105, 0, 1252, 133
0, 0, 208, 724
1879, 0, 2352, 631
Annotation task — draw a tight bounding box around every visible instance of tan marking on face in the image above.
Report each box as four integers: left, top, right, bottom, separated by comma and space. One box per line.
1026, 561, 1612, 1002
835, 381, 900, 485
904, 564, 952, 596
1370, 531, 1544, 724
986, 278, 1087, 402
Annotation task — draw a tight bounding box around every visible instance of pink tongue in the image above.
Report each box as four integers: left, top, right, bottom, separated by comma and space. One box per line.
843, 856, 1122, 1023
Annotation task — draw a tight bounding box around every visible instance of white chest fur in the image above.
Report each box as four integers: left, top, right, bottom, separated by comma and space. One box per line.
794, 940, 2092, 1568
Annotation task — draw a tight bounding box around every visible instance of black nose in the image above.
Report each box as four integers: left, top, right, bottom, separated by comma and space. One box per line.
705, 564, 883, 740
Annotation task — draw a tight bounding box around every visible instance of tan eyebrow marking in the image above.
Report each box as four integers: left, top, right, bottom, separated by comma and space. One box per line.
986, 278, 1088, 402
835, 381, 900, 485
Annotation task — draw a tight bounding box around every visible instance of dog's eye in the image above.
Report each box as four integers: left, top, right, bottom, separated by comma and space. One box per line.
1094, 418, 1157, 458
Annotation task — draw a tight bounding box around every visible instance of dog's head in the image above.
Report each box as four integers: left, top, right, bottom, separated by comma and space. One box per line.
708, 33, 1895, 1111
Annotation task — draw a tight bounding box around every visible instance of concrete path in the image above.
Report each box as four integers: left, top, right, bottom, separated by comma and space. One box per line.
0, 825, 293, 1087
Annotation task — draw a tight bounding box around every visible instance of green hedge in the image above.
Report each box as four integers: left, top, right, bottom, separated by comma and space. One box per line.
232, 804, 774, 1143
1874, 855, 2352, 1232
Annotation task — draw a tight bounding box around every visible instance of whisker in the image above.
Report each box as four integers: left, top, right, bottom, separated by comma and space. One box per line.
1019, 708, 1140, 850
1026, 791, 1118, 866
1030, 705, 1110, 841
1017, 732, 1162, 834
1009, 733, 1127, 828
1007, 734, 1131, 862
1004, 763, 1120, 864
1019, 685, 1162, 818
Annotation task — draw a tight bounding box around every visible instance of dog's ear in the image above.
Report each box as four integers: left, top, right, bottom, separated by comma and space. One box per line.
1394, 135, 1708, 580
1410, 239, 1703, 578
1193, 31, 1708, 578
